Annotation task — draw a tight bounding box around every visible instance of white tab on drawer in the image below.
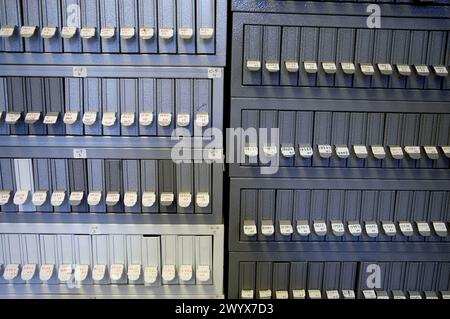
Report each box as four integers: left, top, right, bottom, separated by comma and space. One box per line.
392, 290, 406, 299
61, 26, 77, 38
285, 61, 299, 73
100, 27, 115, 39
341, 62, 355, 75
142, 191, 156, 207
432, 222, 448, 237
244, 144, 258, 157
313, 221, 327, 236
21, 264, 36, 281
281, 145, 295, 158
382, 221, 397, 236
331, 221, 345, 236
378, 63, 393, 75
178, 28, 193, 39
144, 266, 158, 284
162, 265, 176, 281
265, 62, 280, 73
83, 112, 97, 126
404, 146, 422, 159
124, 192, 138, 208
408, 291, 422, 299
304, 62, 318, 73
425, 291, 438, 300
326, 290, 340, 299
397, 64, 412, 76
139, 112, 154, 126
360, 64, 375, 75
322, 62, 337, 74
87, 191, 102, 206
6, 112, 21, 124
120, 27, 135, 39
433, 65, 448, 77
58, 264, 73, 282
39, 264, 54, 282
441, 146, 450, 158
110, 264, 124, 281
32, 191, 48, 206
275, 291, 289, 299
178, 192, 192, 208
280, 221, 293, 236
318, 144, 333, 158
159, 28, 174, 39
259, 289, 272, 299
69, 191, 84, 206
160, 192, 174, 206
363, 290, 377, 299
243, 220, 257, 237
177, 113, 190, 127
299, 145, 314, 158
199, 27, 214, 39
106, 192, 120, 206
241, 290, 254, 299
342, 290, 355, 299
417, 221, 431, 237
158, 112, 172, 127
399, 222, 414, 236
335, 145, 350, 159
0, 191, 11, 205
196, 265, 211, 282
348, 222, 362, 237
353, 145, 368, 159
261, 221, 275, 237
389, 146, 404, 160
44, 112, 59, 125
365, 222, 379, 237
92, 264, 106, 281
102, 112, 116, 127
20, 26, 36, 38
74, 265, 89, 282
127, 264, 141, 281
196, 192, 210, 208
292, 289, 306, 299
415, 65, 430, 77
63, 112, 78, 125
139, 27, 154, 40
424, 146, 439, 160
195, 112, 209, 127
80, 27, 96, 39
308, 290, 322, 299
3, 264, 19, 281
247, 60, 261, 71
14, 190, 29, 205
121, 112, 135, 127
0, 25, 16, 38
262, 144, 277, 157
297, 220, 311, 236
51, 191, 66, 207
25, 112, 41, 124
371, 145, 386, 159
179, 265, 193, 282
376, 291, 390, 299
41, 27, 57, 39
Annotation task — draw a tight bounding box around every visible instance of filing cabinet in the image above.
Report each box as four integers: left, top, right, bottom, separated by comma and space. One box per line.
0, 224, 223, 298
228, 0, 450, 299
0, 0, 227, 66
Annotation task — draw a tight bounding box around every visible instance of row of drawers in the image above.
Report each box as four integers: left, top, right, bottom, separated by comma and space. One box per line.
237, 261, 450, 299
0, 0, 219, 55
0, 159, 214, 214
239, 189, 449, 242
0, 77, 214, 137
0, 234, 213, 286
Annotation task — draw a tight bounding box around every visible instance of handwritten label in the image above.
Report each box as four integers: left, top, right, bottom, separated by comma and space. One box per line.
124, 192, 138, 208
110, 264, 124, 281
92, 264, 106, 281
261, 223, 275, 236
61, 26, 77, 38
397, 64, 411, 76
39, 264, 54, 282
262, 145, 278, 157
13, 190, 29, 205
244, 145, 258, 157
5, 112, 21, 124
139, 112, 154, 126
58, 264, 73, 282
196, 192, 210, 208
139, 27, 154, 40
142, 192, 156, 207
120, 27, 135, 39
3, 264, 19, 281
322, 62, 337, 74
292, 290, 306, 299
41, 27, 57, 39
415, 65, 430, 76
21, 264, 37, 281
0, 25, 15, 38
160, 192, 174, 206
0, 191, 11, 205
106, 192, 120, 206
243, 224, 257, 237
241, 290, 254, 299
246, 60, 261, 71
144, 266, 158, 284
195, 113, 209, 127
360, 64, 375, 75
378, 63, 393, 75
121, 112, 135, 127
196, 265, 210, 282
275, 291, 289, 299
382, 222, 397, 236
335, 146, 350, 159
162, 265, 176, 282
102, 112, 116, 127
159, 28, 174, 39
51, 191, 66, 207
179, 265, 193, 282
73, 148, 87, 159
285, 61, 299, 72
83, 112, 97, 125
354, 145, 368, 158
64, 112, 79, 125
341, 62, 355, 74
433, 66, 448, 77
25, 112, 41, 124
178, 192, 192, 208
313, 222, 327, 236
318, 145, 332, 158
199, 27, 214, 39
100, 27, 115, 39
178, 28, 193, 39
20, 26, 36, 38
158, 112, 172, 127
304, 62, 318, 73
127, 264, 141, 281
331, 222, 345, 236
399, 222, 414, 236
43, 113, 59, 125
32, 191, 47, 207
265, 62, 280, 73
177, 113, 190, 127
80, 27, 96, 39
74, 265, 89, 282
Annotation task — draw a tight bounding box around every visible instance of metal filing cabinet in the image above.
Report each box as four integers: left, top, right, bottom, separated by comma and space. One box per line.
0, 1, 225, 299
228, 0, 450, 299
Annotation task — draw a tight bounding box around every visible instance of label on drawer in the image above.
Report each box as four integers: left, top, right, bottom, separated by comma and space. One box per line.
342, 290, 355, 299
158, 112, 172, 127
280, 223, 293, 236
124, 192, 138, 208
297, 222, 311, 236
63, 112, 78, 125
178, 192, 192, 208
142, 192, 156, 207
299, 145, 313, 158
378, 63, 393, 75
51, 191, 66, 207
241, 290, 254, 299
92, 264, 106, 281
20, 26, 36, 38
308, 290, 322, 299
120, 27, 135, 39
80, 27, 96, 39
0, 25, 15, 38
160, 192, 174, 206
21, 264, 37, 281
363, 290, 377, 299
14, 190, 29, 205
178, 28, 193, 39
331, 222, 345, 236
199, 27, 214, 39
326, 290, 340, 299
196, 265, 210, 282
335, 145, 350, 159
415, 65, 430, 76
3, 264, 19, 281
441, 146, 450, 158
304, 62, 318, 73
139, 112, 154, 126
195, 113, 209, 127
83, 112, 97, 126
139, 27, 154, 39
32, 191, 48, 207
275, 291, 289, 299
110, 264, 124, 281
265, 62, 280, 73
179, 265, 193, 282
244, 145, 258, 157
404, 146, 421, 159
382, 222, 397, 236
144, 266, 158, 284
127, 264, 141, 281
25, 112, 41, 124
39, 264, 54, 282
121, 112, 135, 127
360, 64, 375, 75
106, 192, 120, 206
313, 221, 327, 236
162, 265, 176, 282
243, 224, 257, 237
397, 64, 411, 76
262, 144, 278, 157
433, 65, 448, 77
281, 145, 295, 158
353, 145, 368, 158
365, 223, 379, 237
100, 27, 115, 39
399, 222, 414, 236
348, 222, 362, 236
433, 222, 448, 237
159, 28, 174, 39
6, 112, 21, 124
341, 62, 355, 74
41, 27, 57, 39
0, 191, 11, 205
261, 223, 275, 236
44, 113, 59, 125
74, 265, 89, 282
177, 113, 190, 127
318, 145, 332, 158
69, 191, 84, 206
417, 222, 431, 236
371, 145, 386, 159
196, 192, 210, 208
389, 146, 404, 159
424, 146, 439, 160
61, 26, 77, 38
322, 62, 337, 74
259, 290, 272, 299
58, 264, 73, 282
102, 112, 116, 127
246, 60, 261, 71
292, 290, 306, 299
285, 61, 299, 73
